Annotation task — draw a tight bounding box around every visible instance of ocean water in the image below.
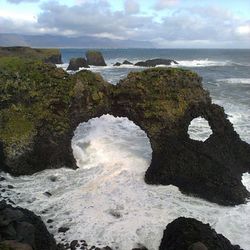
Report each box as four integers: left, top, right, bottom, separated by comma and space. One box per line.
1, 49, 250, 249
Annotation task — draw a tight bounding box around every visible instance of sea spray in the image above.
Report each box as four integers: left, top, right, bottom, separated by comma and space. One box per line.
1, 114, 250, 249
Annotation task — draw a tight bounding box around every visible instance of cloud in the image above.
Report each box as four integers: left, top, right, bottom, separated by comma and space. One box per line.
154, 0, 179, 10
36, 0, 153, 39
6, 0, 40, 4
124, 0, 140, 14
0, 0, 250, 48
236, 23, 250, 36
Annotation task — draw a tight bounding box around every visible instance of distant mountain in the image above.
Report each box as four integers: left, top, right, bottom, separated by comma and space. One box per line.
0, 33, 154, 48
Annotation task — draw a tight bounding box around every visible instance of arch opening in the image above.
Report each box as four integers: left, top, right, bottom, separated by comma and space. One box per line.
188, 117, 213, 142
71, 114, 152, 174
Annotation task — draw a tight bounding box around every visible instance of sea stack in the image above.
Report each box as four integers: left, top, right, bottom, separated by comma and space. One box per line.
67, 57, 89, 71
86, 50, 107, 66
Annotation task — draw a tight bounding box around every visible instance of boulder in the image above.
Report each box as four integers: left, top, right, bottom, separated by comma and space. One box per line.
67, 58, 89, 71
1, 59, 250, 205
0, 240, 33, 250
86, 50, 106, 66
122, 60, 133, 65
159, 217, 242, 250
0, 201, 57, 250
135, 58, 178, 67
113, 62, 121, 66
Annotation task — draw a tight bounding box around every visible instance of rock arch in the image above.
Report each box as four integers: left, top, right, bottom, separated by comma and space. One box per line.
1, 64, 250, 206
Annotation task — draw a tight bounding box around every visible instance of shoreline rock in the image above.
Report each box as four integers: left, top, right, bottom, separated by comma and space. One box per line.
122, 60, 133, 65
0, 58, 250, 206
67, 57, 89, 71
159, 217, 242, 250
0, 200, 57, 250
135, 58, 178, 67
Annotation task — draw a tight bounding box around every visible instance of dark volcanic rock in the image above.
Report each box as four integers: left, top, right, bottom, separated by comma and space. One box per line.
67, 58, 89, 71
58, 227, 69, 233
1, 61, 250, 205
86, 50, 106, 66
0, 200, 57, 250
111, 68, 250, 205
122, 60, 133, 65
135, 58, 178, 67
0, 240, 33, 250
113, 62, 121, 66
159, 217, 242, 250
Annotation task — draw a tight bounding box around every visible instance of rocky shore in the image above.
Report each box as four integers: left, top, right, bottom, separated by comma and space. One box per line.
0, 51, 250, 205
0, 48, 250, 249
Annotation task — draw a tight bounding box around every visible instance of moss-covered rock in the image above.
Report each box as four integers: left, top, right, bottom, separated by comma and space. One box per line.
0, 57, 109, 175
0, 47, 62, 64
86, 50, 106, 66
67, 57, 89, 71
1, 60, 250, 206
111, 68, 250, 205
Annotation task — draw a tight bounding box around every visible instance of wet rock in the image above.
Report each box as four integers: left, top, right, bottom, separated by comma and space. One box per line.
67, 58, 89, 71
0, 177, 5, 181
0, 200, 57, 250
132, 244, 148, 250
49, 175, 57, 182
113, 62, 121, 66
7, 185, 13, 189
135, 58, 178, 67
122, 60, 133, 65
108, 209, 122, 218
44, 191, 52, 197
188, 242, 208, 250
0, 240, 33, 250
86, 50, 106, 66
70, 240, 78, 249
58, 227, 69, 233
101, 247, 112, 250
159, 217, 242, 250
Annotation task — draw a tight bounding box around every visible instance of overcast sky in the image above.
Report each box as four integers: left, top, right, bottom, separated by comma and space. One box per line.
0, 0, 250, 48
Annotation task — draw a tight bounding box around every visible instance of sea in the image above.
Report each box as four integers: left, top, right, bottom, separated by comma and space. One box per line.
1, 49, 250, 249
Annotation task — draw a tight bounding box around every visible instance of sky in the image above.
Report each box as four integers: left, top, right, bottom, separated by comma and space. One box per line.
0, 0, 250, 48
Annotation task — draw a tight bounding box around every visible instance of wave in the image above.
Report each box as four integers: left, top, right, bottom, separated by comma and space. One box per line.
216, 78, 250, 85
1, 114, 250, 249
175, 59, 232, 67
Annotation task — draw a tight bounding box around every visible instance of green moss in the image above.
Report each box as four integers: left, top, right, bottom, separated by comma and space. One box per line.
0, 47, 61, 62
113, 67, 206, 137
0, 57, 112, 162
0, 104, 35, 158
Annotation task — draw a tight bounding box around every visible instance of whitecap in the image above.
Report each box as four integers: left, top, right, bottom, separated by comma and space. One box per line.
1, 114, 250, 250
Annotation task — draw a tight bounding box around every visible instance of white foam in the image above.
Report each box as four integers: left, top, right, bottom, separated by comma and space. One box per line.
1, 114, 250, 250
175, 59, 231, 67
217, 78, 250, 85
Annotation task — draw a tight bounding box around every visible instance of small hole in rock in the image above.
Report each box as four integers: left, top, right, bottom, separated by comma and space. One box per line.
188, 117, 213, 142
